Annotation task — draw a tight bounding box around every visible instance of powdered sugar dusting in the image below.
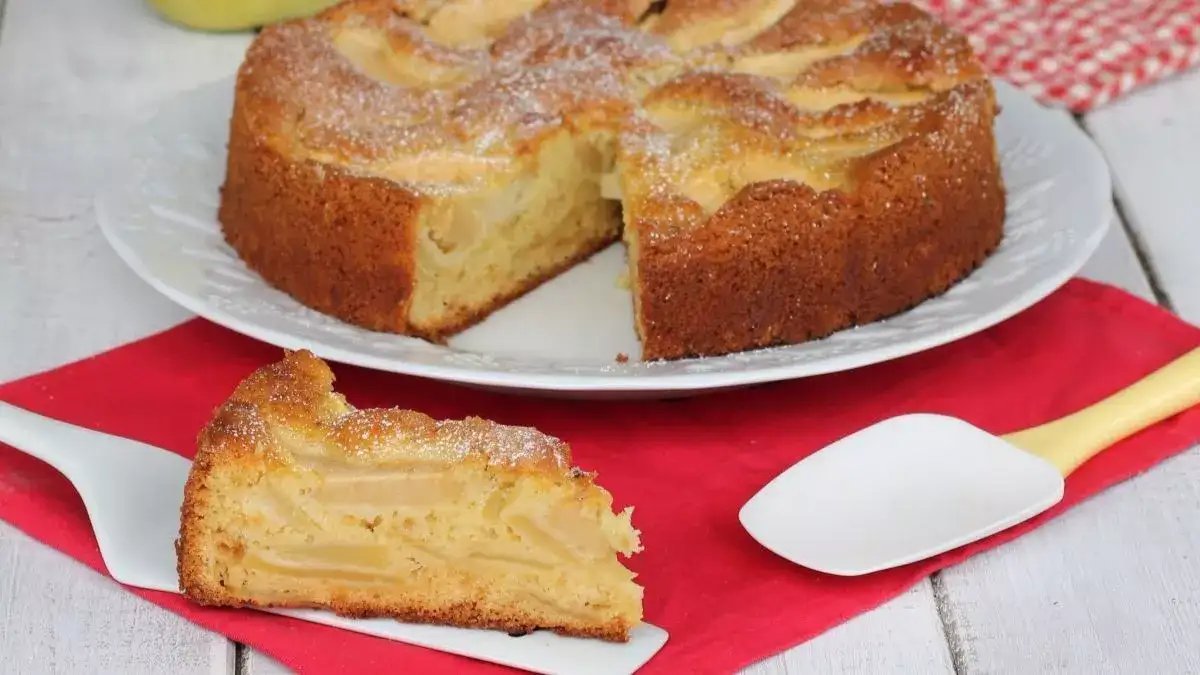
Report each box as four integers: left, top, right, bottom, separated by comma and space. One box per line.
322, 407, 570, 471
243, 18, 461, 158
447, 1, 682, 151
433, 417, 572, 471
211, 349, 575, 472
238, 0, 993, 206
241, 1, 680, 164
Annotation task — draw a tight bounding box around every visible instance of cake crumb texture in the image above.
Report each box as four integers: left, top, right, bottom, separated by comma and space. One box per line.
177, 349, 644, 641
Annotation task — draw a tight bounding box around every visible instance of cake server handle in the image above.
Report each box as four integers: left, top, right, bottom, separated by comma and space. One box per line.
0, 401, 670, 674
0, 400, 115, 478
0, 399, 193, 593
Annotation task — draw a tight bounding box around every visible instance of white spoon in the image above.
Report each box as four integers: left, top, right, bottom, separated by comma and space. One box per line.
740, 346, 1200, 576
0, 401, 668, 675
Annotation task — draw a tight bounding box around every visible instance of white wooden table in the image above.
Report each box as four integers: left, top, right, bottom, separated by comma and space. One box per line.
2, 1, 1199, 673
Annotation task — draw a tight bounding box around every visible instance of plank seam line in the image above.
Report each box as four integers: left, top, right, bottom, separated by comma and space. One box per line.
927, 110, 1174, 675
930, 574, 969, 675
1109, 195, 1175, 311
1072, 113, 1176, 311
236, 642, 249, 675
0, 0, 9, 53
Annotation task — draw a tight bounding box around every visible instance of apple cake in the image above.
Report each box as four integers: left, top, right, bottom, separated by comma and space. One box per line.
217, 0, 1005, 360
176, 349, 644, 640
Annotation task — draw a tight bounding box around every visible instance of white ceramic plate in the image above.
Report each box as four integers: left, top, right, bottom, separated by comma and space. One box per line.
95, 76, 1112, 398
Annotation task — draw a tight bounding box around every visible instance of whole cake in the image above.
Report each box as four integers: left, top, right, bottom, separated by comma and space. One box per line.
218, 0, 1005, 361
177, 349, 644, 640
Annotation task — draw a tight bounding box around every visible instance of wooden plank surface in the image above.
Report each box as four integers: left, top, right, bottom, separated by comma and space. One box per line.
1086, 70, 1200, 321
0, 0, 242, 673
931, 80, 1200, 675
246, 586, 956, 674
0, 526, 235, 675
934, 447, 1200, 675
0, 185, 233, 674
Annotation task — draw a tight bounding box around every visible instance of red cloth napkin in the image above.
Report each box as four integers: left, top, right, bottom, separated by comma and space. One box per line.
3, 278, 1200, 674
918, 0, 1200, 111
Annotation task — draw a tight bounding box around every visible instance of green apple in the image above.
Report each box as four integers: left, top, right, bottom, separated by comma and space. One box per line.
146, 0, 342, 31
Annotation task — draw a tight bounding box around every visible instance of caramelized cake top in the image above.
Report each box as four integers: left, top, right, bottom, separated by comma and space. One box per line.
196, 349, 579, 476
179, 349, 644, 641
233, 0, 992, 217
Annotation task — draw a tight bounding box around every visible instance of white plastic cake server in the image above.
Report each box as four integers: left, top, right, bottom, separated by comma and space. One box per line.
740, 346, 1200, 577
0, 401, 668, 675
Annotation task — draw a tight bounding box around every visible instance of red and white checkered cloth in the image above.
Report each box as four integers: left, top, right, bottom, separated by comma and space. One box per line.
917, 0, 1200, 111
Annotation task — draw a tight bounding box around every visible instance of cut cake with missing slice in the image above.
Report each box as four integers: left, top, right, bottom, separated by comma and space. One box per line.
176, 349, 644, 641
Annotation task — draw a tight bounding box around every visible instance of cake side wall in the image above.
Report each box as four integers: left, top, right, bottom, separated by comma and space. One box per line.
217, 90, 426, 338
632, 83, 1007, 361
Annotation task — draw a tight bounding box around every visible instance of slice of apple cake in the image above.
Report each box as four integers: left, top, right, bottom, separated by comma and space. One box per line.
176, 349, 643, 641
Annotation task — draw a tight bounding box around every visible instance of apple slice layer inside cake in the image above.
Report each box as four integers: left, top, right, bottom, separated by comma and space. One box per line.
176, 349, 643, 641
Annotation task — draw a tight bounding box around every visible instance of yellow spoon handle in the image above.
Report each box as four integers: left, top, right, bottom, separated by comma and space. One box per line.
1001, 346, 1200, 477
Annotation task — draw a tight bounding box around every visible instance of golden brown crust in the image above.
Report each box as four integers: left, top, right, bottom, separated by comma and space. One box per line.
792, 9, 984, 91
219, 109, 424, 335
745, 0, 881, 50
177, 349, 638, 641
629, 81, 1004, 359
218, 0, 1006, 360
191, 349, 579, 472
177, 583, 633, 642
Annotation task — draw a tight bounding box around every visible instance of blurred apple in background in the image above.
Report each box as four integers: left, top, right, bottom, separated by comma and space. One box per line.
147, 0, 341, 31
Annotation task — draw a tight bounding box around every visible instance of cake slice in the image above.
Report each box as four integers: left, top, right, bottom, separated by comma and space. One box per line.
176, 349, 644, 641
